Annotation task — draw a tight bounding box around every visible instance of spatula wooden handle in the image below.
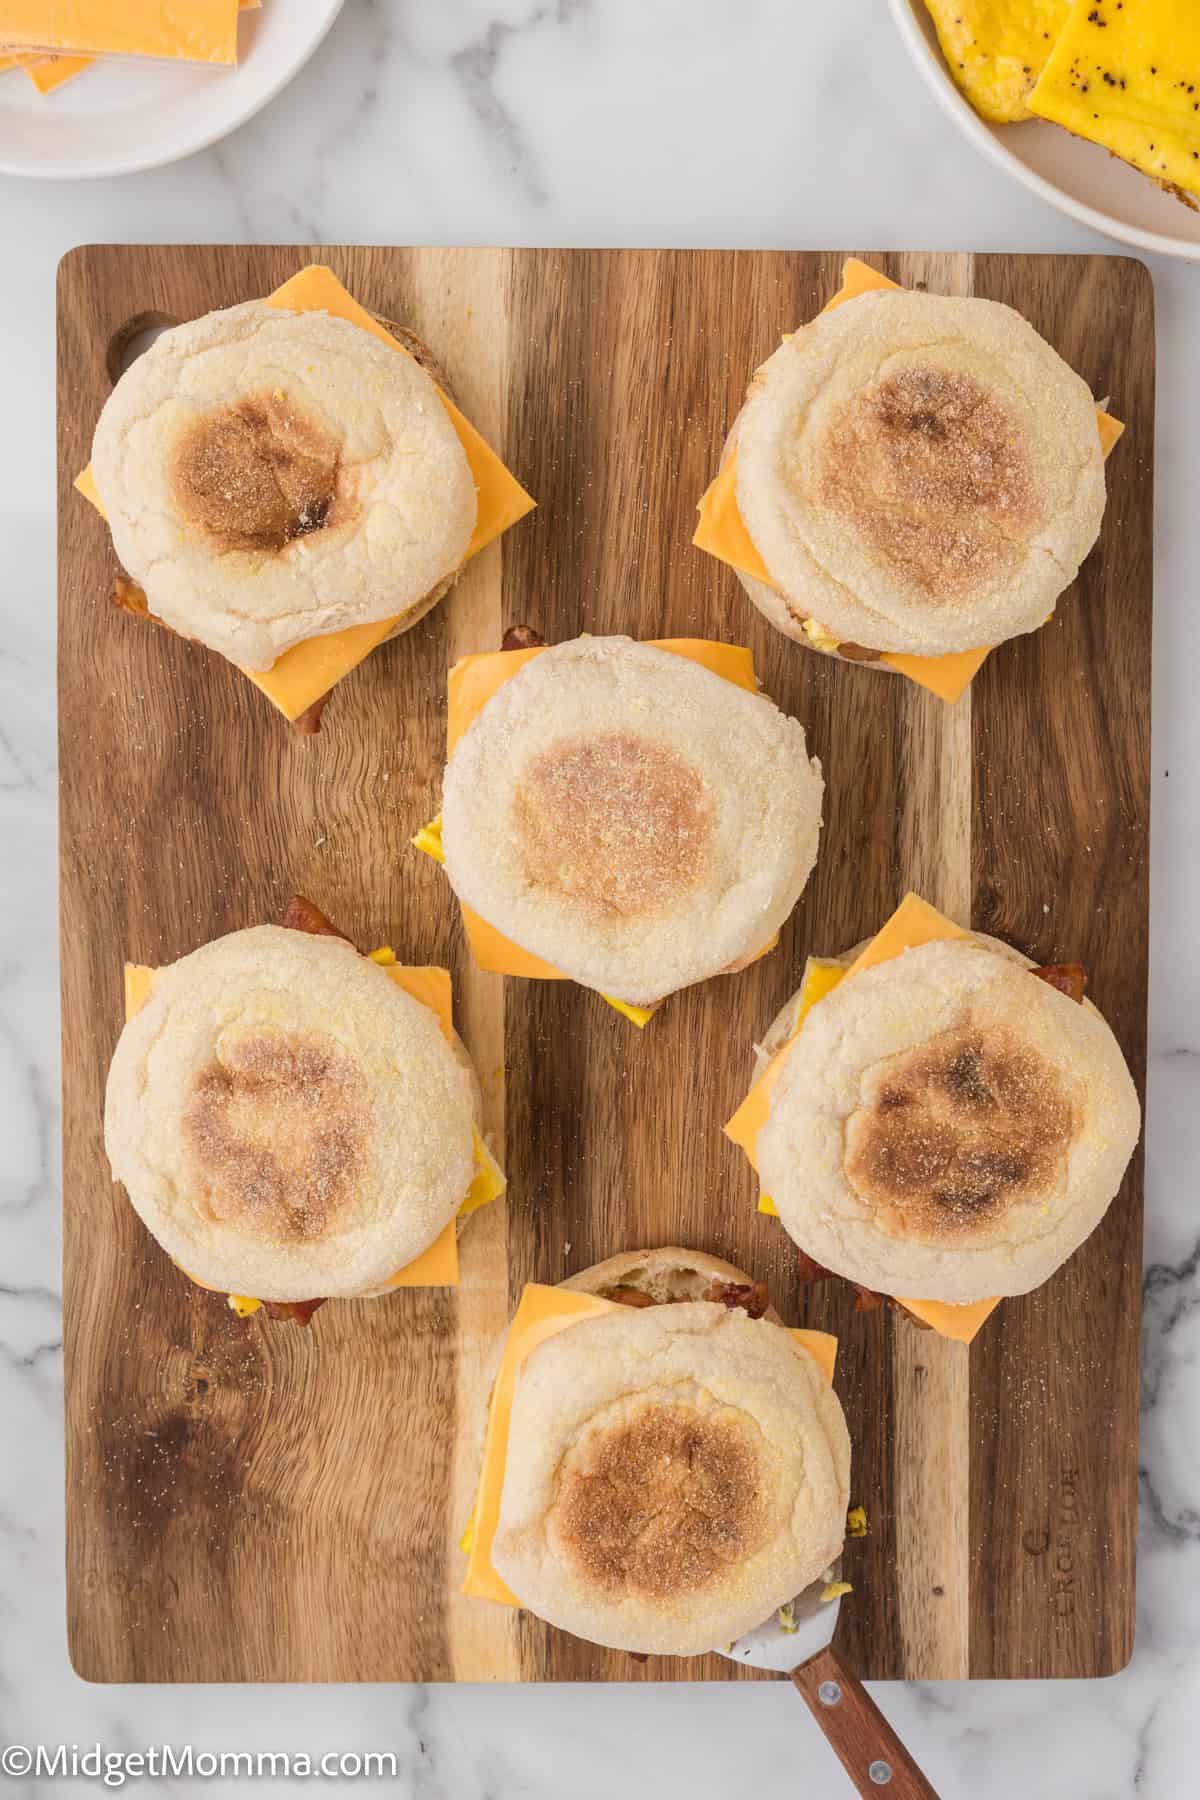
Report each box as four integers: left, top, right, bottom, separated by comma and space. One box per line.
792, 1645, 941, 1798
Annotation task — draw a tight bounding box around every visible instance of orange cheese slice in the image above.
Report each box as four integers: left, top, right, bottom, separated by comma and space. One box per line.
726, 893, 1001, 1345
77, 264, 535, 722
438, 639, 761, 996
0, 0, 241, 61
122, 948, 502, 1293
23, 0, 259, 93
0, 50, 36, 71
24, 53, 91, 91
694, 258, 1122, 706
463, 1281, 838, 1606
446, 638, 758, 754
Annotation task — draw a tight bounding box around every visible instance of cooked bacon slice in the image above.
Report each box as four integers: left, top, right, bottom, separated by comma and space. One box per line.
602, 1285, 658, 1308
1033, 962, 1087, 1004
834, 640, 881, 664
702, 1278, 770, 1320
852, 1286, 887, 1314
794, 1247, 884, 1313
500, 624, 545, 652
280, 894, 353, 943
795, 1249, 837, 1285
261, 1297, 328, 1327
601, 1279, 770, 1317
292, 696, 328, 736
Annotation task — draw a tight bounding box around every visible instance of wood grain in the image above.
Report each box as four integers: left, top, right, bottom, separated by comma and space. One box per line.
58, 247, 1152, 1683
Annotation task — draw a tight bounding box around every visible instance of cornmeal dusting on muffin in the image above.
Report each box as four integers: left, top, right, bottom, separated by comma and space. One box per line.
513, 731, 716, 920
171, 391, 348, 554
844, 1024, 1075, 1240
552, 1403, 767, 1598
816, 366, 1039, 605
182, 1026, 372, 1241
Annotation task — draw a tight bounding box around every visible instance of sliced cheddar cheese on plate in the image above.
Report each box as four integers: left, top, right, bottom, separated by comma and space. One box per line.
0, 0, 241, 62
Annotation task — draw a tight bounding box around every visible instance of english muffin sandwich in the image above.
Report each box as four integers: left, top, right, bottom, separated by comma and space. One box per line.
104, 896, 505, 1323
79, 265, 534, 731
695, 259, 1123, 704
726, 894, 1141, 1342
462, 1247, 851, 1657
414, 633, 824, 1024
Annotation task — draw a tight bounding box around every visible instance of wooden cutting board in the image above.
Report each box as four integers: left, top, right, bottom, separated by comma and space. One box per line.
57, 246, 1152, 1684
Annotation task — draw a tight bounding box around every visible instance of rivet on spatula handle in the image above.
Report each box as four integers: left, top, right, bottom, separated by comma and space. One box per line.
791, 1644, 942, 1799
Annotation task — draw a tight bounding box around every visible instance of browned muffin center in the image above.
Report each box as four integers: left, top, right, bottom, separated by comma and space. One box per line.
513, 732, 715, 920
814, 364, 1039, 604
171, 391, 348, 552
182, 1025, 371, 1240
843, 1024, 1075, 1241
551, 1403, 767, 1599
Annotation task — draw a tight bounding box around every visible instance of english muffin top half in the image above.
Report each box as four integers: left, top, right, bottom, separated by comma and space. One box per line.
104, 925, 481, 1302
757, 936, 1140, 1304
733, 288, 1106, 656
91, 300, 477, 671
439, 636, 824, 1006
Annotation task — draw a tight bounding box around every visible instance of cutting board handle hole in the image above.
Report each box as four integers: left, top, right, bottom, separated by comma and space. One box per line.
106, 313, 179, 386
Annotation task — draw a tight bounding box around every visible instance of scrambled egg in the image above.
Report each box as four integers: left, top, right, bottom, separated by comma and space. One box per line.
801, 617, 841, 656
820, 1580, 854, 1604
1029, 0, 1200, 202
923, 0, 1070, 123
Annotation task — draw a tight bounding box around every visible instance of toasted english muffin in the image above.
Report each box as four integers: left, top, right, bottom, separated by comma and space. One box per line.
104, 925, 480, 1301
488, 1249, 850, 1657
731, 288, 1105, 659
91, 301, 476, 671
439, 636, 824, 1006
756, 936, 1140, 1304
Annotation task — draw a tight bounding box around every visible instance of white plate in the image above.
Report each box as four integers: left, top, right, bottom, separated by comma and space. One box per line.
0, 0, 343, 180
889, 0, 1200, 262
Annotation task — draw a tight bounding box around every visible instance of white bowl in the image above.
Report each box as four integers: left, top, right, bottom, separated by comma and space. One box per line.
889, 0, 1200, 261
0, 0, 344, 180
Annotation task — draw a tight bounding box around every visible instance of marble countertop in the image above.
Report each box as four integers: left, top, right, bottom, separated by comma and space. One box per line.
2, 1, 1196, 1794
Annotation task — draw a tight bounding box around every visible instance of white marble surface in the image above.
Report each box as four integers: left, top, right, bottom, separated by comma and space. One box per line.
0, 1, 1195, 1794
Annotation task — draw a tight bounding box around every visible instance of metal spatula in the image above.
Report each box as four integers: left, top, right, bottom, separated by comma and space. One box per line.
722, 1573, 941, 1798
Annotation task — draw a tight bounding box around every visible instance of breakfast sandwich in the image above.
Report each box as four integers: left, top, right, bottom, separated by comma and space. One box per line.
695, 259, 1123, 704
78, 265, 534, 731
726, 893, 1141, 1343
413, 632, 824, 1025
104, 896, 505, 1323
461, 1247, 850, 1657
